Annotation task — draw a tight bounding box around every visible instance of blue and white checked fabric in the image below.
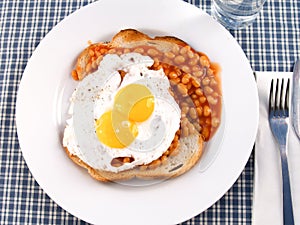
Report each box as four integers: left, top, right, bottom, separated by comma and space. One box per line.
0, 0, 299, 224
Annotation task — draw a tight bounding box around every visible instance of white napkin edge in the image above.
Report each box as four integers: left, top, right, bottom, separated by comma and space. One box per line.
252, 72, 300, 225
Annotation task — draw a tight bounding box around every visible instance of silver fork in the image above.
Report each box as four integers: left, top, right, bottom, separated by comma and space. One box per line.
269, 78, 294, 225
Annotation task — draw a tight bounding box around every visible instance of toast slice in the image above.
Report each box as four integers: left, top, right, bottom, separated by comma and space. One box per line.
65, 29, 212, 182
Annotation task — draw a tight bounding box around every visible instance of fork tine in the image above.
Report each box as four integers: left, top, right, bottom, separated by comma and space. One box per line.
275, 79, 280, 113
269, 79, 274, 115
285, 79, 290, 116
280, 79, 285, 110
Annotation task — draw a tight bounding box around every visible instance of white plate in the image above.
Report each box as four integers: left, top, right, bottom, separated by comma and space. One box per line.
16, 0, 259, 224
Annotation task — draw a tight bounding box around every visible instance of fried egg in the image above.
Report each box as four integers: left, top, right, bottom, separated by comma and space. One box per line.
63, 53, 181, 173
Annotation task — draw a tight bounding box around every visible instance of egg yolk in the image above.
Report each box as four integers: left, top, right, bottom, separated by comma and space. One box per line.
114, 84, 155, 122
95, 111, 138, 148
95, 84, 155, 148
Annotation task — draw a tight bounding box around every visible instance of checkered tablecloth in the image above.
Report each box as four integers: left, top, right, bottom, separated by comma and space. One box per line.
0, 0, 299, 224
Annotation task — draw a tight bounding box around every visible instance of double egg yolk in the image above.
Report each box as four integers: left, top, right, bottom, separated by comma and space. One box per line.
95, 84, 155, 148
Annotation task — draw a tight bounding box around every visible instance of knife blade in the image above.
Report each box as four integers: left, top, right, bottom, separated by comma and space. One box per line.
292, 59, 300, 140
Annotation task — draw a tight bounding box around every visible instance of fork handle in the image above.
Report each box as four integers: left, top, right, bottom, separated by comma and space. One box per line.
280, 146, 295, 225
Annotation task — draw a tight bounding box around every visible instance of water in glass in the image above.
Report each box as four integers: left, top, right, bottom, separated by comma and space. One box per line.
211, 0, 266, 29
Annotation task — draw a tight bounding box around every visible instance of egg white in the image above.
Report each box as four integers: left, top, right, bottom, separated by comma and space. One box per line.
63, 53, 181, 173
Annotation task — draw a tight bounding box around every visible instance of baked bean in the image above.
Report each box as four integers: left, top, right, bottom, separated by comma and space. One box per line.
204, 86, 214, 94
95, 51, 101, 57
172, 77, 181, 84
194, 123, 201, 132
202, 77, 210, 86
199, 96, 206, 103
180, 102, 188, 107
171, 44, 179, 54
189, 58, 198, 66
71, 70, 78, 80
123, 157, 131, 163
192, 79, 200, 88
207, 68, 213, 76
196, 107, 203, 116
203, 105, 211, 117
195, 88, 203, 96
194, 99, 200, 107
181, 117, 189, 126
85, 62, 92, 73
169, 71, 178, 79
210, 78, 218, 86
207, 95, 218, 105
147, 48, 159, 56
202, 127, 210, 140
174, 55, 186, 64
181, 74, 190, 84
189, 108, 197, 119
193, 70, 204, 77
212, 92, 219, 98
212, 117, 220, 127
181, 65, 191, 73
191, 94, 198, 99
188, 123, 196, 134
100, 48, 108, 54
182, 106, 189, 114
200, 55, 210, 67
165, 51, 175, 59
179, 46, 188, 55
187, 50, 194, 59
177, 83, 188, 96
92, 60, 98, 69
134, 47, 145, 54
192, 65, 201, 72
153, 58, 160, 68
88, 49, 95, 57
182, 127, 189, 137
174, 67, 182, 77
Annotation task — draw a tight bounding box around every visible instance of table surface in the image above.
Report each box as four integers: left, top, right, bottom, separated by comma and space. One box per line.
0, 0, 299, 224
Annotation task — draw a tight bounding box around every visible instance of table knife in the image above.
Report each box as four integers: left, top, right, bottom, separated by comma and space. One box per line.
292, 59, 300, 140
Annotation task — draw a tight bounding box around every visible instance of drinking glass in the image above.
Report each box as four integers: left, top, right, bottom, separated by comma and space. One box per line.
211, 0, 266, 29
